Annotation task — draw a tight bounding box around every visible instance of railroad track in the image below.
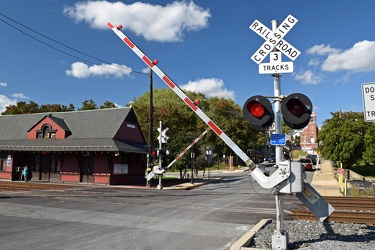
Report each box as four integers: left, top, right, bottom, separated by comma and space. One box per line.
291, 196, 375, 225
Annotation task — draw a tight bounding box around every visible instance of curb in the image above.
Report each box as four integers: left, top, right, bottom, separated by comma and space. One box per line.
230, 218, 272, 250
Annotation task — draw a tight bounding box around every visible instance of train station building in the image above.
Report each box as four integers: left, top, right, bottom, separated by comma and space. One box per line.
0, 108, 148, 185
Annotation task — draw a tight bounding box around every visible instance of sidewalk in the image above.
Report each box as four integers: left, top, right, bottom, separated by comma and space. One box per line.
310, 160, 343, 196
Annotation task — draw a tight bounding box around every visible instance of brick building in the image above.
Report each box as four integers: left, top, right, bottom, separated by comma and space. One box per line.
0, 108, 148, 185
299, 112, 318, 152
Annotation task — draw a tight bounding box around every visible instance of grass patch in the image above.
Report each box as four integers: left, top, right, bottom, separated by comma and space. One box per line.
349, 184, 375, 197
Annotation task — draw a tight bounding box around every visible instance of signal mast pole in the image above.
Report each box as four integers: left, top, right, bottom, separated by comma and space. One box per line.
273, 19, 283, 165
271, 19, 288, 248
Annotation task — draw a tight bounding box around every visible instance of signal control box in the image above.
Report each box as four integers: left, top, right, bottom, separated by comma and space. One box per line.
279, 161, 304, 194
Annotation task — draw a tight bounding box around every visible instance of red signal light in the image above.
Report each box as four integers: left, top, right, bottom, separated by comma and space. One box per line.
286, 99, 304, 117
248, 102, 265, 118
243, 95, 274, 130
281, 93, 312, 129
150, 150, 157, 156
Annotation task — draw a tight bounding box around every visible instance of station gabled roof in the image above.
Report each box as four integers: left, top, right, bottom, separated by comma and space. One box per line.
0, 108, 148, 154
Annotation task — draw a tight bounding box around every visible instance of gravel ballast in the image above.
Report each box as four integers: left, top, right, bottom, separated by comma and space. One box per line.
251, 219, 375, 250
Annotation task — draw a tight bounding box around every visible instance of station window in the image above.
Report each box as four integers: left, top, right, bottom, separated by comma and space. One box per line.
36, 123, 57, 139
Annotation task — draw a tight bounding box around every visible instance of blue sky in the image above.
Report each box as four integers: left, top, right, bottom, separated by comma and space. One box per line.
1, 0, 375, 126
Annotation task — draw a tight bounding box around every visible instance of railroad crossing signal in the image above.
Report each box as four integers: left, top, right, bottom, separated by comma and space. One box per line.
157, 149, 170, 157
157, 127, 169, 143
243, 93, 312, 130
281, 93, 313, 129
249, 14, 300, 74
243, 95, 274, 130
150, 149, 158, 157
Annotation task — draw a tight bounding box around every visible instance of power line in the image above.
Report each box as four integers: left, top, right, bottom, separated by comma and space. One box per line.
0, 12, 148, 76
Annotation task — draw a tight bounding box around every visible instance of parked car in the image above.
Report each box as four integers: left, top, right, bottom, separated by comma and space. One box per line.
306, 154, 317, 165
299, 158, 313, 171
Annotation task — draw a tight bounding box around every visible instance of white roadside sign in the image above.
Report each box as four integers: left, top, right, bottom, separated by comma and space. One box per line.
362, 82, 375, 122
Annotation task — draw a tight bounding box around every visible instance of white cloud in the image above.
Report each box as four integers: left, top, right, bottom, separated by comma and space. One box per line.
66, 62, 132, 79
180, 78, 235, 100
141, 67, 150, 74
63, 1, 210, 42
321, 40, 375, 72
293, 70, 323, 85
308, 58, 320, 67
0, 82, 30, 113
11, 93, 30, 99
306, 44, 341, 56
0, 94, 17, 114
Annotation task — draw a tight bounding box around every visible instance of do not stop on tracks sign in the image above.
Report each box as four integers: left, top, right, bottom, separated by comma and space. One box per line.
362, 82, 375, 122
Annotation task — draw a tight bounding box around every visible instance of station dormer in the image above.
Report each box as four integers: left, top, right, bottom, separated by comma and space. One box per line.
27, 114, 71, 139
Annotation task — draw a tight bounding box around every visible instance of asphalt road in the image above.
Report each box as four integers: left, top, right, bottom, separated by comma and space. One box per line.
0, 169, 302, 250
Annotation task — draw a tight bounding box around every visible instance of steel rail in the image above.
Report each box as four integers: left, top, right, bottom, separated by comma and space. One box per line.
291, 209, 375, 225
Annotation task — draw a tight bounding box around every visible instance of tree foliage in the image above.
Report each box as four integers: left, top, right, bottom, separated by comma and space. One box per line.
78, 99, 98, 111
1, 101, 75, 115
1, 99, 117, 115
318, 111, 375, 167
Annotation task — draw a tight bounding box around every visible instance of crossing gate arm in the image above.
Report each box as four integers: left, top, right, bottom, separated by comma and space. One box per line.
107, 22, 289, 188
165, 127, 211, 170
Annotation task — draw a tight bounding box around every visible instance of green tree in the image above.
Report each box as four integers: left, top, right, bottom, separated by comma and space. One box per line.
39, 103, 75, 112
318, 111, 372, 168
1, 101, 40, 115
363, 124, 375, 163
78, 99, 97, 110
2, 101, 75, 115
100, 101, 117, 109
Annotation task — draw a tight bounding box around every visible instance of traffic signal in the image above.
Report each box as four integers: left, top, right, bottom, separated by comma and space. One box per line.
281, 93, 312, 129
243, 95, 274, 130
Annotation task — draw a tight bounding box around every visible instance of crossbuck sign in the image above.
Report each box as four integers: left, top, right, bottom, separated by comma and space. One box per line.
250, 14, 300, 74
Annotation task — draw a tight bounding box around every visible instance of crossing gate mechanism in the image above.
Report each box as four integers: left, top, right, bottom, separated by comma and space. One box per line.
107, 22, 291, 189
